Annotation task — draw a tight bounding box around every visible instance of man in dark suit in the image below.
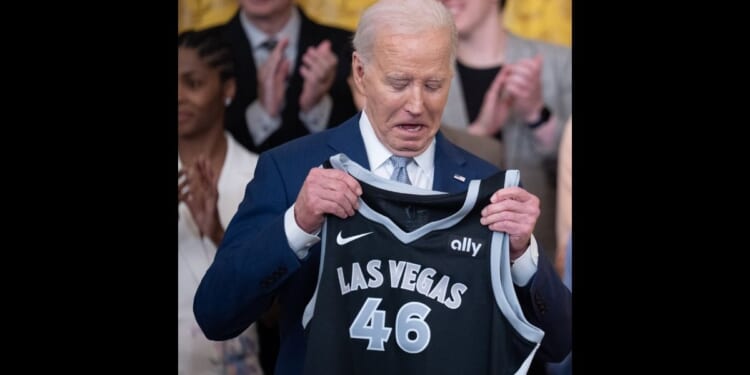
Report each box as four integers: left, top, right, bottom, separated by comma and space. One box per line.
194, 1, 571, 374
213, 0, 357, 153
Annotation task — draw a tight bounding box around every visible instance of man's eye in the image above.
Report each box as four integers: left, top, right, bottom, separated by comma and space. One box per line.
187, 79, 202, 89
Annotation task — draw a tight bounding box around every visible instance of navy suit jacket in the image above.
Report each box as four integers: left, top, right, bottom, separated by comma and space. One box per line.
194, 113, 572, 375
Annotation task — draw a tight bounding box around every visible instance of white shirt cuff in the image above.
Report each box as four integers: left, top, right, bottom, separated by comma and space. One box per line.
299, 95, 332, 133
284, 204, 321, 259
246, 100, 282, 147
511, 235, 539, 287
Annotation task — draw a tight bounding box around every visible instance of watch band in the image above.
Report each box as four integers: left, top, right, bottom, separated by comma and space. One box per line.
526, 106, 551, 129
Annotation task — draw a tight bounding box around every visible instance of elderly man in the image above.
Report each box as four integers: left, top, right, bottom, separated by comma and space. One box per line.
194, 0, 571, 374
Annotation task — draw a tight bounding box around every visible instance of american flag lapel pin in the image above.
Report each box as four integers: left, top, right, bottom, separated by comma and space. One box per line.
453, 174, 466, 182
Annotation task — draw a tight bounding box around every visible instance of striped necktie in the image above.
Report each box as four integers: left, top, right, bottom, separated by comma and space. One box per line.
389, 156, 413, 185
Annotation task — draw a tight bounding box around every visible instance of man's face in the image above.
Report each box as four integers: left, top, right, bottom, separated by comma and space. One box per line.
440, 0, 496, 37
352, 28, 453, 158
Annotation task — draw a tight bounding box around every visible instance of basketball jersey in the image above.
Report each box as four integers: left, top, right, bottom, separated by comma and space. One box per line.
301, 153, 544, 375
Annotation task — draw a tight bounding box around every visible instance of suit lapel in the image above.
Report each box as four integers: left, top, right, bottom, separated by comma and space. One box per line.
225, 13, 258, 100
433, 132, 471, 193
326, 113, 370, 169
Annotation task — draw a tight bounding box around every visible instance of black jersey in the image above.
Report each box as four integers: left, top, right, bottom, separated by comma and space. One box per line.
301, 153, 543, 375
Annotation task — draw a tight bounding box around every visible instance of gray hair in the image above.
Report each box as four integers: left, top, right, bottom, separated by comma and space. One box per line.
352, 0, 457, 66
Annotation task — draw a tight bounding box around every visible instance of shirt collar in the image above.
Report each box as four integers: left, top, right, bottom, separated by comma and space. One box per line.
358, 111, 435, 172
239, 6, 301, 52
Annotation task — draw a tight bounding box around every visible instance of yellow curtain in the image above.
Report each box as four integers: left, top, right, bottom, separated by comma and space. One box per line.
177, 0, 572, 46
178, 0, 239, 33
296, 0, 376, 31
504, 0, 571, 47
177, 0, 374, 33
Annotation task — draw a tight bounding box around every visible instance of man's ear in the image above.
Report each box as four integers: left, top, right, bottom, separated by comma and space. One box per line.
351, 52, 366, 92
349, 52, 367, 110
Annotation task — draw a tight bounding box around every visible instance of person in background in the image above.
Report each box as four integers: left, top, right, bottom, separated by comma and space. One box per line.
554, 116, 571, 277
208, 3, 359, 368
547, 232, 572, 375
439, 0, 571, 264
547, 116, 571, 375
209, 0, 358, 154
193, 1, 571, 374
178, 28, 263, 375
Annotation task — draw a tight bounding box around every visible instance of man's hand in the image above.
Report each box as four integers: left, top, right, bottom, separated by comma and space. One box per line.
257, 38, 291, 117
299, 40, 338, 112
480, 186, 540, 260
294, 167, 362, 233
505, 55, 544, 123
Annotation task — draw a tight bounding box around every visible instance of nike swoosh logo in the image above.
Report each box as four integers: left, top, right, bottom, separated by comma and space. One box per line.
336, 231, 373, 245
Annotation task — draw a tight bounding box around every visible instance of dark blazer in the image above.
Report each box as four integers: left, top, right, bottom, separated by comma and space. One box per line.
214, 7, 357, 153
194, 113, 572, 375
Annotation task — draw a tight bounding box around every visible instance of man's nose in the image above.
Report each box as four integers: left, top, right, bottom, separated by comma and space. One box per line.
404, 86, 424, 115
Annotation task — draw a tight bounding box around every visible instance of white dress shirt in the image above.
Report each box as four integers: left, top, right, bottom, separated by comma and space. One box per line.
240, 7, 332, 147
283, 111, 538, 286
358, 112, 436, 189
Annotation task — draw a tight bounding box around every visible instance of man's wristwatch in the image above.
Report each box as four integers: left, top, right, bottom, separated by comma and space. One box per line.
525, 105, 551, 129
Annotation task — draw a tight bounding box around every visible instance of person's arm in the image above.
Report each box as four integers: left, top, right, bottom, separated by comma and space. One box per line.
283, 203, 321, 259
299, 94, 332, 134
503, 55, 559, 155
245, 100, 282, 147
245, 38, 290, 147
193, 153, 303, 340
194, 153, 362, 340
509, 235, 539, 287
555, 118, 572, 275
513, 248, 572, 362
528, 45, 572, 158
298, 39, 338, 134
524, 107, 559, 155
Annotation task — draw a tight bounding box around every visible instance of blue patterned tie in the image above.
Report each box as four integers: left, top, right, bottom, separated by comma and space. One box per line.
389, 156, 413, 185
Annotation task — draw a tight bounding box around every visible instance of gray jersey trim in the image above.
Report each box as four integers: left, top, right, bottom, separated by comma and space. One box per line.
302, 220, 327, 329
488, 169, 545, 374
329, 153, 447, 195
358, 181, 478, 244
330, 153, 477, 244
